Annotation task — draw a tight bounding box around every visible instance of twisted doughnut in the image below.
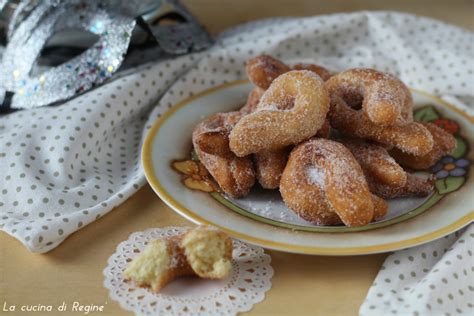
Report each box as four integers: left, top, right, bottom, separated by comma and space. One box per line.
246, 55, 332, 90
193, 112, 255, 198
340, 137, 435, 198
339, 138, 407, 188
326, 68, 413, 125
239, 87, 289, 189
389, 122, 456, 170
253, 147, 290, 189
328, 95, 434, 156
280, 138, 383, 227
240, 87, 265, 115
293, 62, 332, 81
246, 55, 291, 89
368, 173, 436, 199
229, 70, 330, 156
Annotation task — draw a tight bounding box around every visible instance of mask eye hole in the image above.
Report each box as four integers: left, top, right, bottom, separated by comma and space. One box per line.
149, 2, 188, 26
153, 12, 187, 26
31, 29, 99, 75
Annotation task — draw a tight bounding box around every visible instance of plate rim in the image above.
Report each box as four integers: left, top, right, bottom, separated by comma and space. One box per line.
142, 79, 474, 255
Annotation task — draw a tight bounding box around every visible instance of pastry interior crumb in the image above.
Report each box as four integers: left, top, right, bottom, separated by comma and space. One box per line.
182, 228, 232, 279
123, 239, 169, 291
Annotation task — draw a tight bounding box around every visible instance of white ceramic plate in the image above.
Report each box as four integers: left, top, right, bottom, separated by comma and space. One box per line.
142, 80, 474, 255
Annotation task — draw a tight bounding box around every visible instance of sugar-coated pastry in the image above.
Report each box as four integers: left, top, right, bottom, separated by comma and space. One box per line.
246, 55, 291, 90
389, 122, 457, 170
316, 119, 331, 138
326, 68, 413, 125
339, 138, 407, 188
240, 87, 265, 115
371, 194, 389, 221
368, 173, 436, 199
245, 55, 332, 90
292, 62, 332, 81
193, 112, 255, 198
339, 137, 435, 198
124, 226, 233, 292
239, 87, 290, 189
328, 95, 434, 156
254, 148, 290, 189
230, 70, 330, 156
280, 138, 381, 227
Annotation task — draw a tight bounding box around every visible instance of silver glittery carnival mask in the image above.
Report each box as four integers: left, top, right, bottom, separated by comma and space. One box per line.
0, 0, 212, 110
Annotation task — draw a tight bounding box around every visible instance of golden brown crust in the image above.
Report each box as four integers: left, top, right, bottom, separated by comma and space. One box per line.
328, 95, 434, 156
240, 87, 265, 115
254, 148, 290, 189
230, 70, 330, 156
280, 138, 374, 227
371, 194, 389, 221
389, 122, 457, 170
326, 68, 413, 125
246, 55, 291, 90
339, 138, 407, 188
240, 87, 288, 189
292, 63, 332, 81
368, 173, 436, 199
193, 112, 255, 198
316, 119, 331, 138
246, 55, 333, 89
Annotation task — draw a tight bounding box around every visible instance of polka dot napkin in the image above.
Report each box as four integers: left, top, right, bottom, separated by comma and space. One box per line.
360, 224, 474, 316
0, 56, 200, 252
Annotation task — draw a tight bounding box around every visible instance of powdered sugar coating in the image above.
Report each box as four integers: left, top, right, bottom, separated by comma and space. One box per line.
307, 166, 325, 187
339, 137, 407, 188
245, 55, 291, 90
389, 122, 457, 170
193, 112, 255, 198
328, 95, 434, 156
229, 70, 330, 156
368, 173, 436, 199
253, 148, 289, 189
326, 68, 413, 125
280, 138, 375, 227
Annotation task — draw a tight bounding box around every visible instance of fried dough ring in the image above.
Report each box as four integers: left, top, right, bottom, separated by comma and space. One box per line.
240, 87, 265, 115
368, 173, 436, 199
293, 62, 332, 81
239, 89, 290, 189
316, 119, 331, 138
246, 55, 332, 90
389, 122, 457, 170
230, 70, 330, 156
326, 68, 413, 125
193, 112, 255, 198
124, 226, 233, 292
339, 138, 407, 188
371, 194, 389, 221
246, 55, 291, 89
253, 147, 290, 189
328, 96, 434, 156
280, 138, 378, 227
339, 137, 435, 198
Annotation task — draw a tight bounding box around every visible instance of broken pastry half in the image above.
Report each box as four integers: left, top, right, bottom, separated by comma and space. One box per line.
123, 226, 233, 292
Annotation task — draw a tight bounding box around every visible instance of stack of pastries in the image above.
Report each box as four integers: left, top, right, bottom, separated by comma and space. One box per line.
192, 55, 456, 227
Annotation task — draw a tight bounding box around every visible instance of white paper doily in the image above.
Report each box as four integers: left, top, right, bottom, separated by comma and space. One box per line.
103, 227, 273, 315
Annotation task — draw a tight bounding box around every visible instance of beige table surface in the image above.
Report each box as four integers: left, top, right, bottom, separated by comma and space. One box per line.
1, 1, 473, 315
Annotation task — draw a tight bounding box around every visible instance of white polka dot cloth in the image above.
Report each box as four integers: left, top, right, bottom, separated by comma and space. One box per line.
360, 224, 474, 316
0, 10, 472, 312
